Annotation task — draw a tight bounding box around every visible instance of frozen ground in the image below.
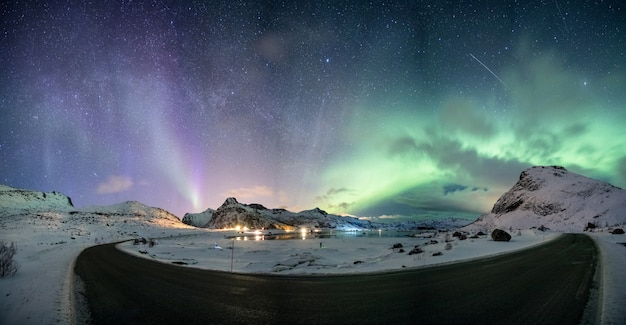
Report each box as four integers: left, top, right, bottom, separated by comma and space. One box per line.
1, 226, 624, 324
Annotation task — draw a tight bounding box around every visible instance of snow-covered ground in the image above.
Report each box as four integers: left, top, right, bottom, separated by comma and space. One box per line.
591, 232, 626, 325
1, 225, 625, 324
0, 208, 199, 325
119, 229, 560, 274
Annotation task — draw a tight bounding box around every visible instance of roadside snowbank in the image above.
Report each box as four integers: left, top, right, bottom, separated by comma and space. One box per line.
591, 232, 626, 324
0, 240, 88, 324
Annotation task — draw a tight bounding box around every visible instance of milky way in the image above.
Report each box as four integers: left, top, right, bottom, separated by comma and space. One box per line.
1, 1, 625, 219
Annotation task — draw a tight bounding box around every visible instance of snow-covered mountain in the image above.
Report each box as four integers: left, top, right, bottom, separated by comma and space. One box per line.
183, 197, 373, 230
183, 198, 474, 231
467, 166, 626, 232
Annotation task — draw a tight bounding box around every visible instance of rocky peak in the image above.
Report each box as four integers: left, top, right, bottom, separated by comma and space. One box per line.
222, 197, 240, 207
516, 166, 567, 192
491, 166, 568, 215
311, 207, 328, 216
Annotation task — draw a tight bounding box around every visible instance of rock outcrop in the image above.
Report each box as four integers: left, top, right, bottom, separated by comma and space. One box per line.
491, 229, 511, 242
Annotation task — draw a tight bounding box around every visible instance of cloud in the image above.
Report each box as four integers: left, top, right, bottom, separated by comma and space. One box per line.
96, 175, 134, 194
315, 187, 357, 212
328, 201, 354, 211
316, 187, 352, 200
224, 185, 273, 199
617, 156, 626, 187
277, 190, 289, 204
415, 131, 530, 189
439, 98, 496, 138
388, 136, 419, 156
443, 184, 468, 195
443, 184, 489, 195
361, 182, 497, 219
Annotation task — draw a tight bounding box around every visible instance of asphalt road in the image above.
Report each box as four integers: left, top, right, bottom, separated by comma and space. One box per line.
74, 233, 597, 325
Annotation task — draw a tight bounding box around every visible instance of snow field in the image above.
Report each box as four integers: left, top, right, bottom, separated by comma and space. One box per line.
119, 229, 560, 275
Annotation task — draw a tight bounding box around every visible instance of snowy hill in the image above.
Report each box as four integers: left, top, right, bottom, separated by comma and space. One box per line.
0, 184, 74, 211
182, 208, 214, 227
467, 166, 626, 232
79, 201, 184, 228
185, 197, 373, 230
0, 184, 193, 242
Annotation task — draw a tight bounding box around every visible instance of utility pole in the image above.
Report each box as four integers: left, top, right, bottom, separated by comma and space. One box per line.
230, 238, 235, 272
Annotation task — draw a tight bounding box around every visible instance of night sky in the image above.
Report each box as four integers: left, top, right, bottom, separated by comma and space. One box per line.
1, 1, 625, 220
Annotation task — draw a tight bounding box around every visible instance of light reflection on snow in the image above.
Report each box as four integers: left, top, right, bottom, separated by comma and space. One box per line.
222, 229, 426, 241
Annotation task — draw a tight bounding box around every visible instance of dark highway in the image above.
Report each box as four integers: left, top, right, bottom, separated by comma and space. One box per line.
74, 233, 597, 324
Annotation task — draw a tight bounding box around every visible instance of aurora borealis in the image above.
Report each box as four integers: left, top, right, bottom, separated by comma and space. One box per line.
1, 1, 625, 220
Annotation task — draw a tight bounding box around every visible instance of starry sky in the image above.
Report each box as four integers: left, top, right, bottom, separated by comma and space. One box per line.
1, 1, 625, 220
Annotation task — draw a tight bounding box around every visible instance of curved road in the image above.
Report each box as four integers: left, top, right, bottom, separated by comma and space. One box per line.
75, 234, 597, 324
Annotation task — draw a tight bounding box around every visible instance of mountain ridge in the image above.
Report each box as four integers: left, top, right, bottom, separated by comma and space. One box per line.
183, 197, 371, 230
183, 197, 472, 231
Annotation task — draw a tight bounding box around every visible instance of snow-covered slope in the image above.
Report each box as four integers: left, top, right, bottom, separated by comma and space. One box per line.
1, 186, 190, 240
0, 184, 74, 211
182, 208, 214, 227
79, 200, 185, 229
188, 197, 373, 230
0, 184, 197, 325
467, 166, 626, 232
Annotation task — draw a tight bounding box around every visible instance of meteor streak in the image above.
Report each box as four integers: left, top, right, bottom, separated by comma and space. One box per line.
469, 53, 507, 89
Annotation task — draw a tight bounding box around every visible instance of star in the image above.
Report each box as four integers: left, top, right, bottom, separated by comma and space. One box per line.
0, 0, 624, 221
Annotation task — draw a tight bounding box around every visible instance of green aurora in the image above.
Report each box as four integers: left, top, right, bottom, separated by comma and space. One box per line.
317, 52, 626, 220
1, 2, 624, 220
